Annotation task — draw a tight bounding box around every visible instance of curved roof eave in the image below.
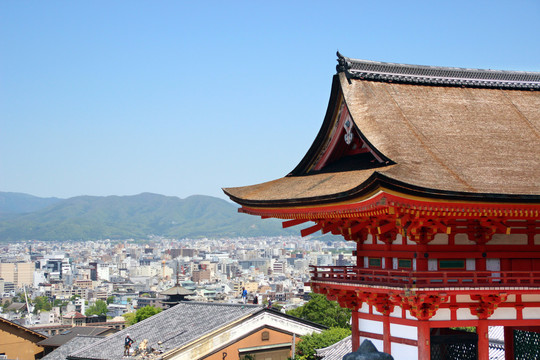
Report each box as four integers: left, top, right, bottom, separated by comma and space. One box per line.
223, 172, 540, 209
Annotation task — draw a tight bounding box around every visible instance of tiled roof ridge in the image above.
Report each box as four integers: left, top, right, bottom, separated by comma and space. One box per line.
336, 52, 540, 89
177, 300, 260, 308
0, 316, 48, 339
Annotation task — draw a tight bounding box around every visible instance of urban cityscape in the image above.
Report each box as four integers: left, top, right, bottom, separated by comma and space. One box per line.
0, 236, 354, 330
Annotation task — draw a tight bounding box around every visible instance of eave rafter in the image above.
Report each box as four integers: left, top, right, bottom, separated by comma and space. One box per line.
238, 192, 540, 244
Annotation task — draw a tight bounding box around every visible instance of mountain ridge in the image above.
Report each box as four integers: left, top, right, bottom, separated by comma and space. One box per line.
0, 192, 300, 242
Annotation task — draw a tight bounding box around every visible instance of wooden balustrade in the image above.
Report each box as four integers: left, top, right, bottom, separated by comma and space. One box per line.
309, 265, 540, 288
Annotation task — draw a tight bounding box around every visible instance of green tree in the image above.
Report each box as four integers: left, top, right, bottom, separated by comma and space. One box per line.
286, 294, 351, 329
106, 296, 115, 305
134, 305, 162, 323
295, 327, 351, 360
122, 312, 136, 326
86, 300, 108, 316
33, 296, 52, 313
53, 299, 67, 307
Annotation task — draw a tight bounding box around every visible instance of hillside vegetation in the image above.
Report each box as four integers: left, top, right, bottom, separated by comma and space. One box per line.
0, 192, 300, 242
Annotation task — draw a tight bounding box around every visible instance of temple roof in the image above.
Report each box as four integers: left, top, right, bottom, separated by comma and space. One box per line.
224, 54, 540, 207
160, 285, 194, 296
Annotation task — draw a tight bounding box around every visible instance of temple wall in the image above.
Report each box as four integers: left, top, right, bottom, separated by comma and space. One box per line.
455, 233, 475, 245
489, 234, 527, 245
522, 294, 540, 302
358, 302, 369, 313
457, 308, 477, 320
431, 233, 448, 245
389, 308, 402, 318
430, 308, 451, 321
490, 307, 517, 320
391, 342, 418, 359
390, 323, 417, 341
456, 295, 476, 303
523, 307, 540, 319
358, 318, 383, 334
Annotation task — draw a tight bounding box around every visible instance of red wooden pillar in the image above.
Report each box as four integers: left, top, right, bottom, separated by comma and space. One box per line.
351, 310, 360, 351
477, 320, 489, 360
504, 326, 514, 360
417, 321, 430, 360
383, 315, 391, 354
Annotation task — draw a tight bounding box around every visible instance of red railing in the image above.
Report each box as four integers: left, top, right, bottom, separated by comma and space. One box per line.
309, 266, 540, 288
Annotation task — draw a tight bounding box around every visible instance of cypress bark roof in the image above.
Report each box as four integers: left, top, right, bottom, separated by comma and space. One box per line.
223, 55, 540, 207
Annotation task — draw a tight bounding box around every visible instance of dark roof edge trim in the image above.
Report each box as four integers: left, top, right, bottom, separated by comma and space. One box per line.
223, 172, 540, 209
336, 52, 540, 90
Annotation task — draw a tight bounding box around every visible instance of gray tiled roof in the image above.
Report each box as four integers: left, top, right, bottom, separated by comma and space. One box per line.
337, 52, 540, 89
316, 335, 352, 360
68, 302, 261, 360
42, 336, 104, 360
38, 327, 111, 347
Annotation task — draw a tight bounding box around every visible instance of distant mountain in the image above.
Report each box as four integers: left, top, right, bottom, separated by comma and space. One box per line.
0, 192, 302, 242
0, 192, 62, 214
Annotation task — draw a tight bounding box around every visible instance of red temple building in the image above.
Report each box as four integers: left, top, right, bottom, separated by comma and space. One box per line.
224, 53, 540, 360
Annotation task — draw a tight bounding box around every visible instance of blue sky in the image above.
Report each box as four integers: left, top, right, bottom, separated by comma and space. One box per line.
1, 1, 539, 200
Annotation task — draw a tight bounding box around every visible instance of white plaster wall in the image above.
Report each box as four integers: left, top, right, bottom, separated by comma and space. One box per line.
466, 258, 476, 271
374, 307, 388, 316
358, 318, 383, 334
429, 308, 451, 321
506, 294, 516, 303
391, 342, 418, 360
431, 233, 448, 245
456, 295, 475, 303
522, 294, 540, 302
358, 303, 370, 313
457, 308, 477, 320
366, 234, 374, 244
455, 234, 475, 245
389, 307, 402, 318
489, 234, 527, 245
486, 258, 500, 271
522, 307, 540, 319
489, 307, 516, 320
405, 310, 417, 320
390, 323, 418, 340
535, 234, 540, 245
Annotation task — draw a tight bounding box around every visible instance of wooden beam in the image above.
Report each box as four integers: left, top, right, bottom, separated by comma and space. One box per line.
301, 223, 323, 237
322, 221, 342, 234
282, 219, 310, 228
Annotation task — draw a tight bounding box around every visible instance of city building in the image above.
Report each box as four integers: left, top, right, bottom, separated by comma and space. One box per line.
0, 262, 34, 288
0, 316, 46, 360
224, 53, 540, 360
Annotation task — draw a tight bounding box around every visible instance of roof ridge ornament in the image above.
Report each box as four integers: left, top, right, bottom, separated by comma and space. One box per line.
336, 51, 351, 73
336, 51, 352, 84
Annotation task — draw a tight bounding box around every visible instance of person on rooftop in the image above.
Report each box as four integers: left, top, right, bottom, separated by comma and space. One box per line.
124, 334, 135, 356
